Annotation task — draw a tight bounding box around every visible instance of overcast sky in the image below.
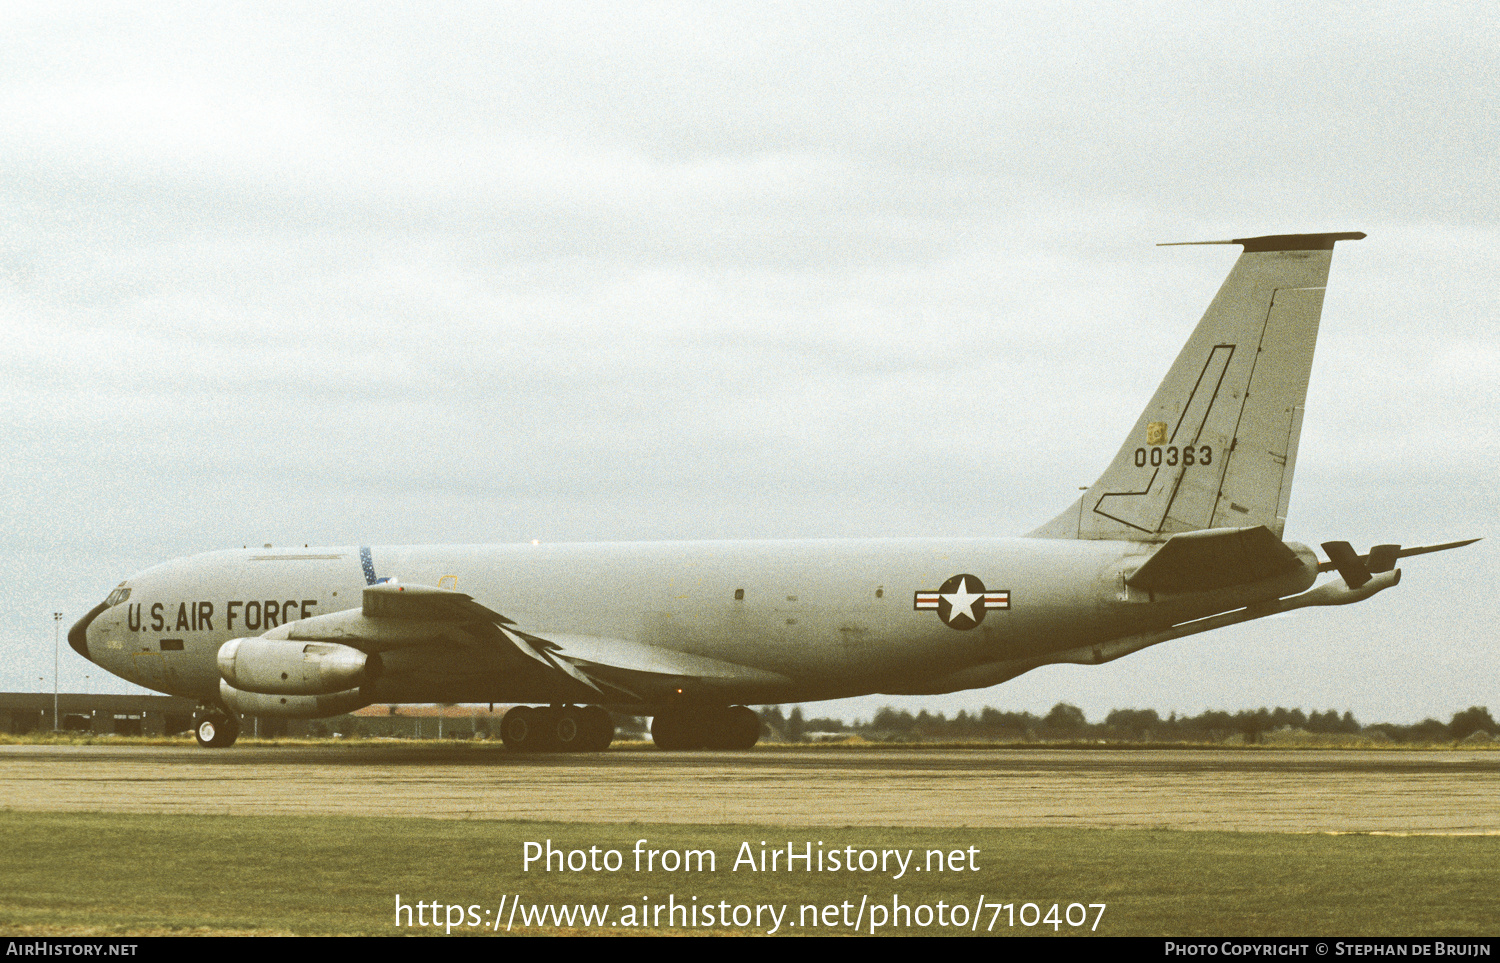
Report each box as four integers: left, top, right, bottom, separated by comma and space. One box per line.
2, 2, 1495, 724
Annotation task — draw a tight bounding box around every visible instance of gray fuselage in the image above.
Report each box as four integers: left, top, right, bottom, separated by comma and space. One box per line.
80, 537, 1317, 708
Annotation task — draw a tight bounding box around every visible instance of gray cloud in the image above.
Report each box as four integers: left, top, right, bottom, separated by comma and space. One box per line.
1, 2, 1494, 723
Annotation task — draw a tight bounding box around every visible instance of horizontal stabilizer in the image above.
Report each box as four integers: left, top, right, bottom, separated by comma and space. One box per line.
1126, 526, 1303, 594
1158, 232, 1367, 250
1321, 540, 1371, 588
1315, 538, 1480, 576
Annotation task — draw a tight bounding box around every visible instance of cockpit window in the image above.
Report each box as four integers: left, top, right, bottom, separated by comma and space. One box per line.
105, 585, 131, 607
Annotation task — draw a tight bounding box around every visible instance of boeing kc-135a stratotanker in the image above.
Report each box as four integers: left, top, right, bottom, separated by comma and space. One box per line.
68, 232, 1476, 750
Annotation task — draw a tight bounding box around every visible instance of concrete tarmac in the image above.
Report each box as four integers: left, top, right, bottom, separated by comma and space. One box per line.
2, 744, 1497, 832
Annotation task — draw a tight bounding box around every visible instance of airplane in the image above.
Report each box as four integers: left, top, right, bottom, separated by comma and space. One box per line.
67, 231, 1476, 751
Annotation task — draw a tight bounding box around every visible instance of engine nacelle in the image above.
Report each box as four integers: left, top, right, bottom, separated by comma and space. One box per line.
218, 679, 371, 719
217, 638, 380, 695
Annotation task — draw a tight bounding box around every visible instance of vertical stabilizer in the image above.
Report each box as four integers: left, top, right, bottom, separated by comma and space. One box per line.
1030, 232, 1364, 541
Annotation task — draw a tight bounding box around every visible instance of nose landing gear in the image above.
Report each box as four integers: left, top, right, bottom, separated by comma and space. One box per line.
194, 712, 240, 748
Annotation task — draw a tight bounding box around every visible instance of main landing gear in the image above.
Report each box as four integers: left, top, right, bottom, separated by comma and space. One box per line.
500, 705, 614, 753
194, 712, 240, 748
651, 705, 761, 751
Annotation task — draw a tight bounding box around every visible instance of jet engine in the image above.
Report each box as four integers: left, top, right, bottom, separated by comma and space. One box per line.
218, 679, 371, 718
217, 638, 380, 695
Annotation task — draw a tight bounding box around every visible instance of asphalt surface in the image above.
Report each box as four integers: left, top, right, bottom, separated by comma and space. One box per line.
2, 744, 1497, 832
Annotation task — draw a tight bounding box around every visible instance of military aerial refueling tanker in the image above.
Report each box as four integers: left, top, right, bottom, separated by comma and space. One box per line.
69, 232, 1477, 751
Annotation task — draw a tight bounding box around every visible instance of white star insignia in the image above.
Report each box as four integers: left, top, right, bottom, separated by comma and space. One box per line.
941, 577, 982, 624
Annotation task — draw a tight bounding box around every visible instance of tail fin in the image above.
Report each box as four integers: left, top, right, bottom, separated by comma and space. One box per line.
1030, 232, 1365, 541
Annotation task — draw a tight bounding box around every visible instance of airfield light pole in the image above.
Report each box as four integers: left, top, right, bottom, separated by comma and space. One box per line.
53, 612, 63, 731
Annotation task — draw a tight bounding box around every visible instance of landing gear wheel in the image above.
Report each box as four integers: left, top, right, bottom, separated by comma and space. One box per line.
516, 705, 614, 752
194, 713, 239, 748
580, 705, 615, 752
501, 706, 551, 752
553, 706, 588, 751
652, 709, 699, 750
722, 705, 762, 750
651, 706, 761, 750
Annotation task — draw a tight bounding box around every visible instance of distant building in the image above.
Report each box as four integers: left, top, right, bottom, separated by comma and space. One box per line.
0, 692, 196, 736
0, 694, 647, 741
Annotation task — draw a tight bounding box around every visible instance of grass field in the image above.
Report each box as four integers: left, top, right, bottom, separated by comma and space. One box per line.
2, 731, 1495, 750
1, 811, 1496, 936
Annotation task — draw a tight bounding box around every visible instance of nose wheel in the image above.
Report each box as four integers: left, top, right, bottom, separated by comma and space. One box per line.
194, 713, 240, 748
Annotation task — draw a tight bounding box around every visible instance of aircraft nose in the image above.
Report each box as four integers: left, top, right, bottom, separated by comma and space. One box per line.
68, 602, 108, 664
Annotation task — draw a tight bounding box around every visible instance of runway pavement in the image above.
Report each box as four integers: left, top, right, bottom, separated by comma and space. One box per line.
2, 743, 1496, 832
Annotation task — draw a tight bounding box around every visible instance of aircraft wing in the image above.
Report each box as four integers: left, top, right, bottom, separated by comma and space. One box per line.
359, 580, 512, 624
277, 580, 785, 702
536, 631, 792, 687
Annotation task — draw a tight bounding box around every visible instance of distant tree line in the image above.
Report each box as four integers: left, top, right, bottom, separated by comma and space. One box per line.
757, 704, 1499, 745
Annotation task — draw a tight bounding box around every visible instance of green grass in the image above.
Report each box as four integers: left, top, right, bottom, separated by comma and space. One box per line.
0, 812, 1495, 936
3, 731, 1495, 751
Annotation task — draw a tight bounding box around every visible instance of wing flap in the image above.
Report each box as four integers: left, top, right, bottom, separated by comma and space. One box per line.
541, 632, 792, 684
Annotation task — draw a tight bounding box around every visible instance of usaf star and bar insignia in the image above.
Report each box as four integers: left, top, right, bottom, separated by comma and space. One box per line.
914, 574, 1010, 630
